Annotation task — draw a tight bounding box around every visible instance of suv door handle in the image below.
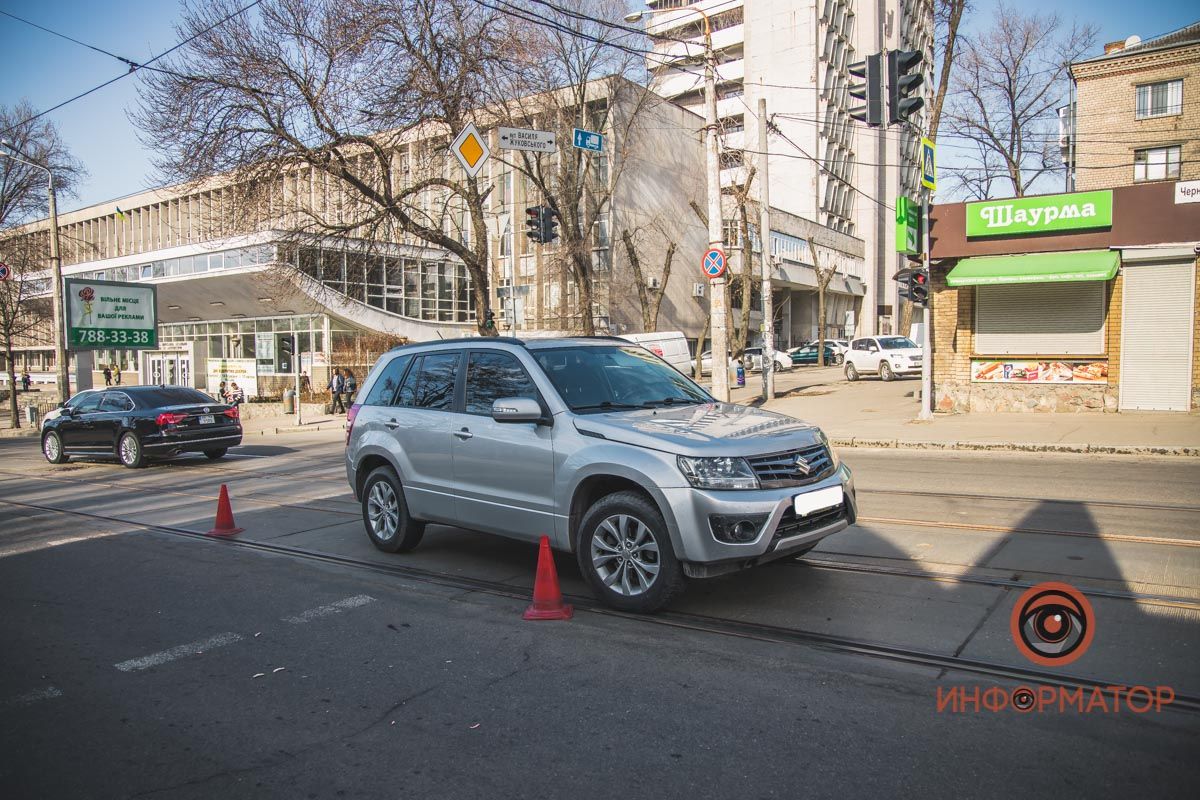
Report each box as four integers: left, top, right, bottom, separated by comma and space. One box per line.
385, 419, 400, 430
453, 428, 473, 440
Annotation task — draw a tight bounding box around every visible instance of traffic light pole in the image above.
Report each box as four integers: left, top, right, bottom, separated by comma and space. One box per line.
918, 187, 933, 420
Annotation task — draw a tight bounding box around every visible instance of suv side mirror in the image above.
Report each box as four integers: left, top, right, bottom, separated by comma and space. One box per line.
868, 345, 879, 353
491, 397, 543, 424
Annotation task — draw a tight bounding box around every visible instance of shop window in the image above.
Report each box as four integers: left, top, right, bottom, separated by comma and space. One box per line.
1133, 146, 1181, 182
1135, 80, 1182, 119
975, 282, 1106, 355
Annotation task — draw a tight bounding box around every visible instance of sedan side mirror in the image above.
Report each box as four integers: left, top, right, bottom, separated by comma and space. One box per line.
491, 397, 544, 424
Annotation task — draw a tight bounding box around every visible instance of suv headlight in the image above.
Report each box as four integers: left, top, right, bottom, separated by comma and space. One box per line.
677, 456, 759, 490
817, 430, 841, 469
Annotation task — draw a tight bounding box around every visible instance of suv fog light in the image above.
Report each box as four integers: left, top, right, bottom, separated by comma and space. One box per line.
709, 513, 770, 544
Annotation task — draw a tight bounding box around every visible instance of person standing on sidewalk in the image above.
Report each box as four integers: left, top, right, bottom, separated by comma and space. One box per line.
112, 363, 122, 385
21, 372, 31, 392
343, 369, 357, 408
103, 365, 112, 386
328, 368, 345, 414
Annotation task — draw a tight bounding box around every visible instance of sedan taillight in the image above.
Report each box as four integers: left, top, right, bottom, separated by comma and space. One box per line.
156, 412, 187, 427
223, 407, 239, 419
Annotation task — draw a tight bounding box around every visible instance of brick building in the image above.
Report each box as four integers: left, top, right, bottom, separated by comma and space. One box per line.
928, 184, 1200, 413
1068, 22, 1200, 191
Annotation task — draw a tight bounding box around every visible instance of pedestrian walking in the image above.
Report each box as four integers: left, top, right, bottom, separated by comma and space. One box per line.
21, 372, 31, 392
103, 366, 112, 386
327, 368, 345, 414
112, 363, 122, 385
227, 382, 245, 407
344, 369, 357, 408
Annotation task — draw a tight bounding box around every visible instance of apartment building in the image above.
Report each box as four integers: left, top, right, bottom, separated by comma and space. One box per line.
640, 0, 932, 338
1068, 21, 1200, 191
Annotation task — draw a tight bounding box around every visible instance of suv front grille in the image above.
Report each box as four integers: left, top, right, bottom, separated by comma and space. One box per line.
747, 443, 834, 488
773, 502, 847, 542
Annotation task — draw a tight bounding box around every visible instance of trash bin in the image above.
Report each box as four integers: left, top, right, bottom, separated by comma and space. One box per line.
283, 389, 296, 414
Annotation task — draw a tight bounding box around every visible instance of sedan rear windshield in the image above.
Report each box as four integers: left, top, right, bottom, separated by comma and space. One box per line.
132, 387, 220, 408
879, 337, 918, 350
534, 345, 712, 413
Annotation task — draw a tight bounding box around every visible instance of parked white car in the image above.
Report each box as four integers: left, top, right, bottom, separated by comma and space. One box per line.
617, 330, 693, 375
843, 336, 923, 382
743, 347, 792, 373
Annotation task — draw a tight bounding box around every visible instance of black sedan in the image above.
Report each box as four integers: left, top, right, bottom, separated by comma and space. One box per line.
41, 385, 243, 468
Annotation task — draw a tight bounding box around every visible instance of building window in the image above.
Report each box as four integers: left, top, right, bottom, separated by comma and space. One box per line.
1135, 80, 1183, 119
1133, 145, 1181, 182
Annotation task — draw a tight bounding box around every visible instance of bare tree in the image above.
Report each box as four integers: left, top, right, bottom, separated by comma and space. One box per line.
134, 0, 522, 335
942, 4, 1097, 197
809, 242, 838, 368
488, 0, 655, 335
620, 225, 675, 332
0, 102, 86, 229
0, 239, 53, 427
729, 167, 757, 360
928, 0, 970, 142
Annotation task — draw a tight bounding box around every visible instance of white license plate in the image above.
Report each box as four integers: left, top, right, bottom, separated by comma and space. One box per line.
199, 414, 215, 425
794, 485, 844, 516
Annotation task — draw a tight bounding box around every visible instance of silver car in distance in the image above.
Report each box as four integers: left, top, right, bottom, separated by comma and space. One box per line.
345, 337, 856, 613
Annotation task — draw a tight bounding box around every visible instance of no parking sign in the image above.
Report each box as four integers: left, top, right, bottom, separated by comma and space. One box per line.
701, 248, 726, 280
0, 262, 10, 281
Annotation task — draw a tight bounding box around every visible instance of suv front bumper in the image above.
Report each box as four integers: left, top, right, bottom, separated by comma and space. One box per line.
660, 464, 856, 578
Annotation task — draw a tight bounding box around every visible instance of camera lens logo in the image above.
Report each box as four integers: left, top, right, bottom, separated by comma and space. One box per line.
1010, 582, 1095, 667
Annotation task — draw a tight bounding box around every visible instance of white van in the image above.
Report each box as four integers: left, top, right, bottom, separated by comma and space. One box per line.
618, 331, 693, 374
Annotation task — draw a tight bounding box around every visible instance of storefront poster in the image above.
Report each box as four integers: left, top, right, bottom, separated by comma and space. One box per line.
972, 360, 1108, 384
207, 358, 259, 397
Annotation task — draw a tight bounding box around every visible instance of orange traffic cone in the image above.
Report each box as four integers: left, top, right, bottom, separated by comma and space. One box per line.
523, 535, 573, 620
207, 484, 244, 536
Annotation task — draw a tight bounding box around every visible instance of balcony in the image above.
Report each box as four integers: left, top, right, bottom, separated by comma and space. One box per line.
653, 58, 745, 101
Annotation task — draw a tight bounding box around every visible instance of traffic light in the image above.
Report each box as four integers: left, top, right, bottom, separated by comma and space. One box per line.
909, 269, 929, 306
484, 309, 496, 331
887, 49, 925, 125
892, 267, 915, 301
525, 206, 543, 243
540, 206, 559, 244
848, 53, 883, 127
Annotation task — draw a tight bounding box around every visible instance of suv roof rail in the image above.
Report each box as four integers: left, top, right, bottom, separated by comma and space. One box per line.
387, 335, 526, 353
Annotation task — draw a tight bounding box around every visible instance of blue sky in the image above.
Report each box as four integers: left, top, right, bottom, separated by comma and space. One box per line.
1, 0, 1197, 212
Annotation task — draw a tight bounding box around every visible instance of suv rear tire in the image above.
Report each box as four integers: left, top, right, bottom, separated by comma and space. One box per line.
362, 466, 425, 553
577, 491, 685, 613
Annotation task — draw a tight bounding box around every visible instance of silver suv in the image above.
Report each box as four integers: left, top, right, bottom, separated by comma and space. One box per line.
345, 337, 856, 613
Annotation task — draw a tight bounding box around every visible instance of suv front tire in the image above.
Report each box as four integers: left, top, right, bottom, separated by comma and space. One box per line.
362, 466, 425, 553
577, 491, 685, 614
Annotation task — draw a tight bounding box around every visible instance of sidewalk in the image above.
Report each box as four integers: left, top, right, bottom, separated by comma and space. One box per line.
748, 367, 1200, 456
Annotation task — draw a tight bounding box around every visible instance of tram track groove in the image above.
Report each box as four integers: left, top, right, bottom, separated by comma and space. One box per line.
4, 496, 1198, 715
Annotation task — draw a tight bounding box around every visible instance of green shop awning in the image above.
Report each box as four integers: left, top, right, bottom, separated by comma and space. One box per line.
945, 250, 1120, 287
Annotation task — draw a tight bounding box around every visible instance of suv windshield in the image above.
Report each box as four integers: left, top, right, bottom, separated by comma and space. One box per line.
879, 337, 918, 350
534, 345, 712, 413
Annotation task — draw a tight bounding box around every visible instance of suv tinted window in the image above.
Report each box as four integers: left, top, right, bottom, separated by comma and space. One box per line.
362, 355, 412, 406
74, 393, 104, 413
851, 339, 868, 351
464, 351, 539, 415
395, 352, 459, 410
100, 393, 132, 412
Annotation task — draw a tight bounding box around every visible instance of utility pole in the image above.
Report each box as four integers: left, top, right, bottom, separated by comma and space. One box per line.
701, 21, 729, 402
0, 141, 68, 402
758, 98, 775, 401
918, 186, 933, 420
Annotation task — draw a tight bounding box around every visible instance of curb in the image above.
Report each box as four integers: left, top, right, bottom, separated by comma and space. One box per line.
828, 437, 1200, 457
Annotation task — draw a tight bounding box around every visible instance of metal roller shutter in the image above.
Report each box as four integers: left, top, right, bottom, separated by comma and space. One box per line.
1120, 261, 1195, 411
975, 281, 1106, 355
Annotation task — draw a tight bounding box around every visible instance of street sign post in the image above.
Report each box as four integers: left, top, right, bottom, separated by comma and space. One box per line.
702, 248, 727, 280
64, 278, 158, 350
498, 127, 556, 153
895, 196, 919, 255
921, 137, 937, 191
450, 122, 490, 178
572, 128, 605, 153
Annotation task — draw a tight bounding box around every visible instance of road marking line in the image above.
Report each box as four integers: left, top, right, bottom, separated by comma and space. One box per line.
7, 686, 63, 706
283, 594, 375, 624
114, 632, 244, 672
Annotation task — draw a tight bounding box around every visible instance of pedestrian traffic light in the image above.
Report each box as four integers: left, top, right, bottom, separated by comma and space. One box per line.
909, 268, 930, 306
540, 206, 559, 244
849, 53, 883, 127
484, 309, 496, 331
525, 206, 543, 243
887, 49, 925, 125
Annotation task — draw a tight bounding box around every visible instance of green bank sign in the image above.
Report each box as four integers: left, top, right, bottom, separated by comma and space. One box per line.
966, 190, 1113, 238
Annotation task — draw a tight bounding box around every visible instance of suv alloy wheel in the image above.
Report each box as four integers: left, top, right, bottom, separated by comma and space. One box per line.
361, 466, 425, 553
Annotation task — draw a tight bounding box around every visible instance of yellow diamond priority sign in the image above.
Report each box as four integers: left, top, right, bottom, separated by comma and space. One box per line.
451, 122, 490, 178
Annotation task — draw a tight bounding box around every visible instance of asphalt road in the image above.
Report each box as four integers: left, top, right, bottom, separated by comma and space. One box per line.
1, 432, 1198, 798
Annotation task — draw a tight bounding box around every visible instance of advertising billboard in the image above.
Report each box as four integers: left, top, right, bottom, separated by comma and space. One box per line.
64, 278, 158, 350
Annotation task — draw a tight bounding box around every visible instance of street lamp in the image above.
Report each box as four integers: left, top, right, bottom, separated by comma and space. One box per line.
0, 139, 68, 403
626, 5, 730, 401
